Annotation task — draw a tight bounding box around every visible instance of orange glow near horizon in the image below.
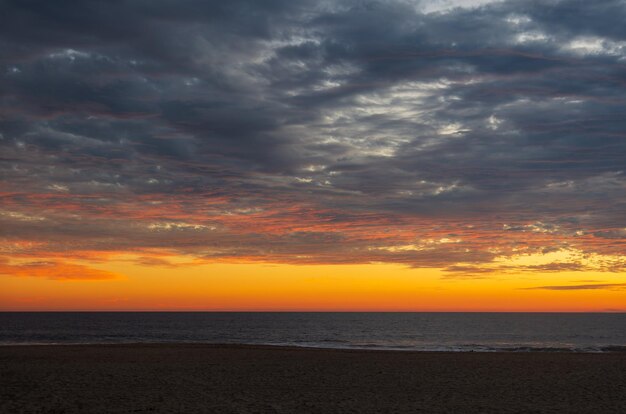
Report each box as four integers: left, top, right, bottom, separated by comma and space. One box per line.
2, 258, 625, 312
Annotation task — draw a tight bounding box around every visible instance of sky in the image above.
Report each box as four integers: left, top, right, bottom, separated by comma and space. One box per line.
1, 0, 625, 311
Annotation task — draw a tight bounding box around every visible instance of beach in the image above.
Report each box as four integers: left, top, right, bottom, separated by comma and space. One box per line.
1, 344, 625, 413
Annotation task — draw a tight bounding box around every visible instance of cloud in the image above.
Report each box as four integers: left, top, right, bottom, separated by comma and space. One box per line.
523, 283, 626, 291
132, 256, 178, 267
1, 0, 626, 271
0, 260, 121, 280
519, 263, 587, 272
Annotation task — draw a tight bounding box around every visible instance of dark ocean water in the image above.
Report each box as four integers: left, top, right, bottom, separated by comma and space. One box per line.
1, 312, 625, 352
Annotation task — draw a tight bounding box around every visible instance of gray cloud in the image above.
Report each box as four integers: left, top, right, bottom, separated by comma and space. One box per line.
1, 0, 626, 269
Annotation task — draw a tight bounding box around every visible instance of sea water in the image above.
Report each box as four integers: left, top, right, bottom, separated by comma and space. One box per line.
1, 312, 624, 352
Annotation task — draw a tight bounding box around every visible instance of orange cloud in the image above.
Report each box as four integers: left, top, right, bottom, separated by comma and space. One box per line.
523, 283, 626, 291
0, 260, 121, 281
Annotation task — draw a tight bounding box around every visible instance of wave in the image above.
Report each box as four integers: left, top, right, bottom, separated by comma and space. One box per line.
256, 341, 626, 353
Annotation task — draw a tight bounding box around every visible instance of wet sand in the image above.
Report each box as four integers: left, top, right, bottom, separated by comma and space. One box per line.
1, 344, 625, 413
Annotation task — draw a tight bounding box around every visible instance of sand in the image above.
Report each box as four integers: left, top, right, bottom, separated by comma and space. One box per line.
1, 344, 625, 413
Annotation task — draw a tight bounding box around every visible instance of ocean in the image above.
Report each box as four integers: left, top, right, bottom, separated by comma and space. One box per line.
1, 312, 624, 352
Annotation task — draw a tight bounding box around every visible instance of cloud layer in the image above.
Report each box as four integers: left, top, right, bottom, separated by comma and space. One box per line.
2, 0, 626, 276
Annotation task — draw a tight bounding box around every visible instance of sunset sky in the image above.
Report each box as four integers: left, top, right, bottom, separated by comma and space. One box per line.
1, 0, 625, 311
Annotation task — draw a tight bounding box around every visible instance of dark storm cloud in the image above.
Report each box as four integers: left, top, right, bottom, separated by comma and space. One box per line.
2, 0, 626, 270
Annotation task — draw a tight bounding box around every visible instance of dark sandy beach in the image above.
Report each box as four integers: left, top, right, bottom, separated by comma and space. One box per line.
1, 344, 625, 413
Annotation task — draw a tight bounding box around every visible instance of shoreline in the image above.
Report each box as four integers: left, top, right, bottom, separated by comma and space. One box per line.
1, 342, 625, 353
2, 343, 625, 413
